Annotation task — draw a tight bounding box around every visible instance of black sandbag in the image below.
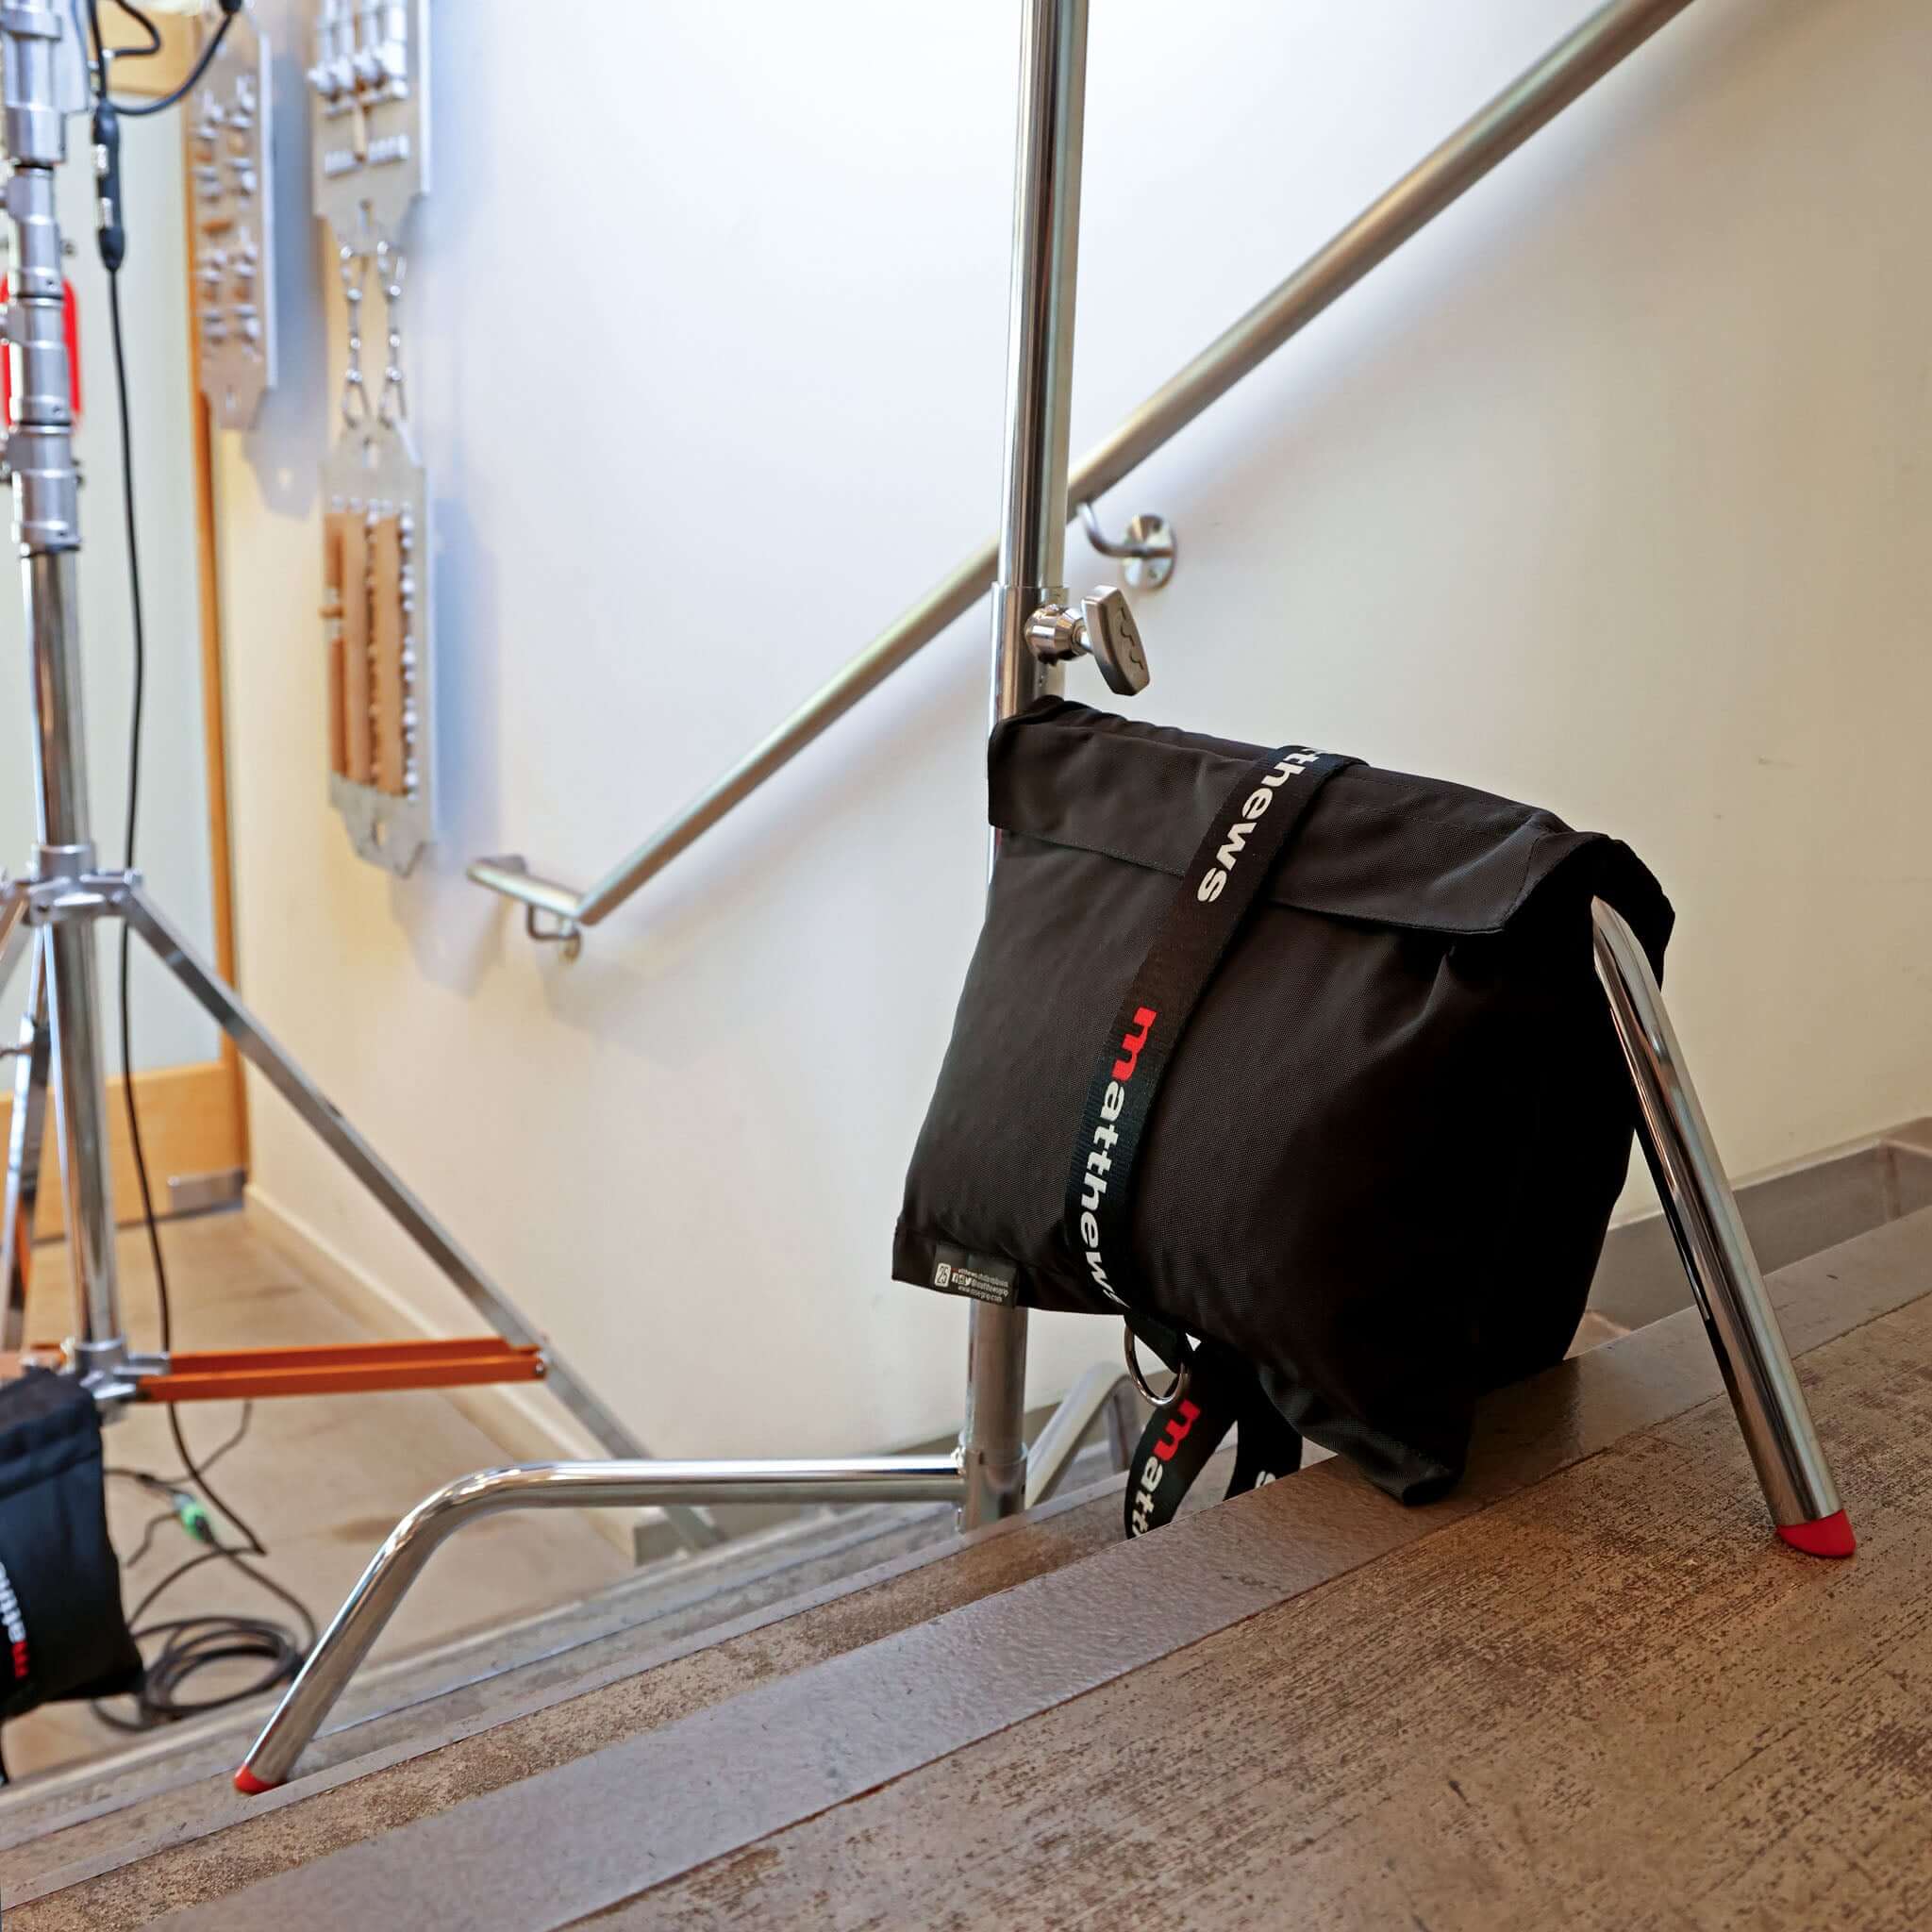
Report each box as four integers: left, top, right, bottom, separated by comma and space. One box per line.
895, 700, 1672, 1503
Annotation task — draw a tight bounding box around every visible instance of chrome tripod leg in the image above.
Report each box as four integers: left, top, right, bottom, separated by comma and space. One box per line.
2, 933, 52, 1350
235, 1452, 968, 1792
0, 885, 26, 987
119, 884, 721, 1554
1024, 1361, 1139, 1509
1591, 900, 1851, 1556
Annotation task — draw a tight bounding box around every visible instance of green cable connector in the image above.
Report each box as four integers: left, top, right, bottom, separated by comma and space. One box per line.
172, 1493, 214, 1545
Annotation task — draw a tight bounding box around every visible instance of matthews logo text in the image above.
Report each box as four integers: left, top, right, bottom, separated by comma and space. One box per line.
1130, 1396, 1202, 1535
1078, 1006, 1156, 1305
0, 1557, 28, 1686
1196, 749, 1321, 903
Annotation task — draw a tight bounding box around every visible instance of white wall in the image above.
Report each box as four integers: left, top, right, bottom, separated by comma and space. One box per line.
1, 110, 218, 1072
211, 0, 1932, 1461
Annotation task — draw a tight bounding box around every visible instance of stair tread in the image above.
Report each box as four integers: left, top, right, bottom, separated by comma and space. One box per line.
5, 1447, 1141, 1920
24, 1193, 1932, 1929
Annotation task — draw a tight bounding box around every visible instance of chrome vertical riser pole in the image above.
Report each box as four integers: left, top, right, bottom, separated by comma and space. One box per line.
1591, 901, 1851, 1554
1, 2, 128, 1385
988, 0, 1086, 723
962, 0, 1091, 1531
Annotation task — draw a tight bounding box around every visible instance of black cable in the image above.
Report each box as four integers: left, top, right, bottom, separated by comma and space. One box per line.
73, 0, 315, 1729
82, 0, 241, 119
103, 0, 159, 61
124, 1543, 315, 1647
106, 1397, 253, 1488
92, 1543, 314, 1730
104, 247, 258, 1545
107, 1407, 254, 1572
114, 14, 235, 118
118, 1503, 175, 1570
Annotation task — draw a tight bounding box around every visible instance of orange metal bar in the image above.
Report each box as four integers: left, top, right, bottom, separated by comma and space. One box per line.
139, 1337, 546, 1402
142, 1355, 545, 1401
161, 1337, 537, 1374
3, 1336, 548, 1400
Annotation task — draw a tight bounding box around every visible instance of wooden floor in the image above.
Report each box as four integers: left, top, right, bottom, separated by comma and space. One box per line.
8, 1212, 629, 1781
125, 1201, 1932, 1932
660, 1298, 1932, 1931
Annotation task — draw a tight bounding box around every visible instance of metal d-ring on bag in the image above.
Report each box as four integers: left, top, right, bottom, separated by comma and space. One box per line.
895, 699, 1674, 1537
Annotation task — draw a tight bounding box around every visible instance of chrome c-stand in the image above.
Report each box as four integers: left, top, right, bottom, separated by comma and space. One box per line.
234, 0, 1847, 1791
957, 0, 1848, 1573
0, 9, 723, 1529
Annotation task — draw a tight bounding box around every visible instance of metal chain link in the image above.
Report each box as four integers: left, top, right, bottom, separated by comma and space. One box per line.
375, 239, 409, 430
338, 244, 371, 430
339, 240, 410, 433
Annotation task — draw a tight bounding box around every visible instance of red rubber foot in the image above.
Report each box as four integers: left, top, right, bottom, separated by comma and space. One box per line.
1776, 1508, 1856, 1559
233, 1766, 278, 1796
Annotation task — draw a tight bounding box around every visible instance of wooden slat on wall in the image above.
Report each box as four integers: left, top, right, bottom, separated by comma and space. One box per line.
0, 1061, 244, 1241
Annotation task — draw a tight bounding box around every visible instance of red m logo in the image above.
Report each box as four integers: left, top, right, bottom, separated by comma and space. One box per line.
1112, 1007, 1158, 1082
1152, 1398, 1202, 1463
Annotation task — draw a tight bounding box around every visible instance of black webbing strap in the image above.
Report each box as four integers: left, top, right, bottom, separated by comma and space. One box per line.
1124, 1336, 1303, 1537
1055, 741, 1357, 1536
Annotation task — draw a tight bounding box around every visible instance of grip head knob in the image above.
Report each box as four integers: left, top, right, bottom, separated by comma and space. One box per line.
1081, 588, 1150, 696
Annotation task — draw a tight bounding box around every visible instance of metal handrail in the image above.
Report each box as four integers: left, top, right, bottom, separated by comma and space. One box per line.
468, 0, 1695, 946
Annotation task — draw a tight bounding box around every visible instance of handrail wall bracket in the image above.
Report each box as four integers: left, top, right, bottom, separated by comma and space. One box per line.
475, 854, 582, 958
1076, 500, 1174, 589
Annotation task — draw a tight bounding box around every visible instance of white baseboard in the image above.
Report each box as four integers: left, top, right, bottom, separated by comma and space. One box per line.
242, 1185, 641, 1558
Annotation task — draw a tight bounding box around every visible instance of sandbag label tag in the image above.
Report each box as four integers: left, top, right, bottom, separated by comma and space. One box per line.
932, 1245, 1019, 1306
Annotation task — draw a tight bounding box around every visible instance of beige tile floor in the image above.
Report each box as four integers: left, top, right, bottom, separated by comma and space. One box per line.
8, 1210, 630, 1782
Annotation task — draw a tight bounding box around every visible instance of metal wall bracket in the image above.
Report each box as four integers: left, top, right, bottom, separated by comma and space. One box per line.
476, 855, 582, 958
313, 0, 433, 874
308, 0, 429, 244
324, 425, 434, 875
190, 6, 276, 429
1076, 499, 1174, 589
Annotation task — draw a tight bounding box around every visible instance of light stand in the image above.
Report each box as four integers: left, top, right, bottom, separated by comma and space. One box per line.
227, 0, 1849, 1792
0, 0, 127, 1393
0, 7, 741, 1538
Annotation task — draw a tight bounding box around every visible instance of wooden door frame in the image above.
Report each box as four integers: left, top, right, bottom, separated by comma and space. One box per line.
175, 25, 250, 1175
1, 16, 246, 1230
